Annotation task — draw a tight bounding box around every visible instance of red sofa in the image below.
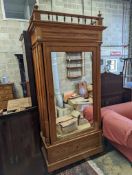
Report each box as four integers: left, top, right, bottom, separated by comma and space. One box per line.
83, 102, 132, 162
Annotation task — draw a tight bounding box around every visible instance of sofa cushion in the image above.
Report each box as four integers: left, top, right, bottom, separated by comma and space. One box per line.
83, 105, 93, 124
102, 109, 132, 148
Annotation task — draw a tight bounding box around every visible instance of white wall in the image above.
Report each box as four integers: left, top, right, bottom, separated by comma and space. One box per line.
0, 0, 130, 97
0, 0, 29, 97
38, 0, 130, 74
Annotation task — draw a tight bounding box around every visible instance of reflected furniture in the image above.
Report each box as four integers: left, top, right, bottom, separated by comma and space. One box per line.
101, 102, 132, 162
66, 52, 83, 79
28, 8, 106, 172
0, 83, 14, 110
101, 72, 131, 107
122, 58, 132, 88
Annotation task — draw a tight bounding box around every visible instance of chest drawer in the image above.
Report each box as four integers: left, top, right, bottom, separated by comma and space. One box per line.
0, 89, 13, 95
0, 94, 14, 101
0, 83, 14, 109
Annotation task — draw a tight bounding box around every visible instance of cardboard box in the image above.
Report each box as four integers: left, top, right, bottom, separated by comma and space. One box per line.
57, 118, 78, 135
56, 105, 73, 117
78, 115, 89, 125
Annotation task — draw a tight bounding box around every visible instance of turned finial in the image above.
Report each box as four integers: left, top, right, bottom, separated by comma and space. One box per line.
34, 2, 38, 10
98, 11, 102, 17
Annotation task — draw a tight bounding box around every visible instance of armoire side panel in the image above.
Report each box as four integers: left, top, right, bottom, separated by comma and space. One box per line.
42, 44, 57, 144
32, 45, 50, 143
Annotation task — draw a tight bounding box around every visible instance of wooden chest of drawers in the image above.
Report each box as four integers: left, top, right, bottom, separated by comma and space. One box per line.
0, 83, 14, 110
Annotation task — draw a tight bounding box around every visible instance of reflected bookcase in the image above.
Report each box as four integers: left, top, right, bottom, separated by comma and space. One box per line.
28, 7, 106, 172
66, 52, 83, 79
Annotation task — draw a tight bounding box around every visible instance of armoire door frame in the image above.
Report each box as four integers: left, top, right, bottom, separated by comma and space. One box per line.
42, 41, 101, 144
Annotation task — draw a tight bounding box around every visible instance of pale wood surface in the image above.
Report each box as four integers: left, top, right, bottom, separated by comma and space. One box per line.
7, 97, 32, 111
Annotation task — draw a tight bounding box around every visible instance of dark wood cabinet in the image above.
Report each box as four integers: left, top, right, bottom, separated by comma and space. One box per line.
28, 8, 106, 172
101, 72, 131, 107
0, 107, 40, 174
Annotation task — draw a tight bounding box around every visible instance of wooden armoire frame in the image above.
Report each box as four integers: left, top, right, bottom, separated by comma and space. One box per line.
28, 8, 106, 172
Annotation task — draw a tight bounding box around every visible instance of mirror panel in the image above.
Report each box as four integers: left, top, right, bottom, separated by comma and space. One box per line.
51, 52, 94, 139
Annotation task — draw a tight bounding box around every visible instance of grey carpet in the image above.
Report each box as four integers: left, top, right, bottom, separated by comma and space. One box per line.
88, 150, 132, 175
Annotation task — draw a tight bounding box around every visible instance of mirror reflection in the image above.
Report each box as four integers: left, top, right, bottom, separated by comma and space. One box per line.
51, 52, 94, 139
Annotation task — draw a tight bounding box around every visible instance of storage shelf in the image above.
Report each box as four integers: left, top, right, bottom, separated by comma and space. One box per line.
66, 66, 82, 69
66, 54, 83, 79
66, 59, 82, 62
67, 75, 82, 79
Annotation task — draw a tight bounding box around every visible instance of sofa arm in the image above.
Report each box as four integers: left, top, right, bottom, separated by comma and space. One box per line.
102, 109, 132, 148
102, 102, 132, 120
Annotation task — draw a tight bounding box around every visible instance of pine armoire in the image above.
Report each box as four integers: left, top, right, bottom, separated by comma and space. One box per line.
28, 7, 106, 172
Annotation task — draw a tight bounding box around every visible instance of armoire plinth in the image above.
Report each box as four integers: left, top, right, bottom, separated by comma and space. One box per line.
28, 8, 106, 172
